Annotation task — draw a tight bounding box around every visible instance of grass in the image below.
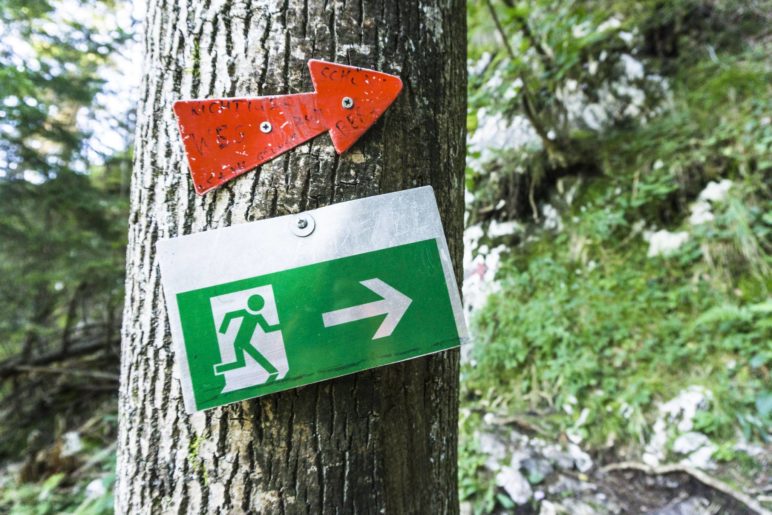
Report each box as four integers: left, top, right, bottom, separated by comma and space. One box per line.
460, 29, 771, 510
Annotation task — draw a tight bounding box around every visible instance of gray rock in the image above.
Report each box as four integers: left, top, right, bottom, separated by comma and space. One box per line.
660, 386, 712, 433
559, 499, 603, 515
541, 495, 620, 515
592, 492, 623, 514
645, 387, 714, 467
542, 444, 576, 470
477, 431, 508, 471
672, 432, 710, 454
651, 496, 711, 515
681, 444, 717, 470
496, 464, 533, 505
522, 457, 554, 484
547, 475, 597, 496
61, 431, 83, 457
733, 441, 765, 458
672, 432, 717, 469
539, 500, 564, 515
568, 443, 593, 472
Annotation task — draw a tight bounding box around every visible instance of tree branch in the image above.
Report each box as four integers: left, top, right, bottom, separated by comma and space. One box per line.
9, 365, 118, 382
601, 461, 771, 515
0, 336, 115, 380
484, 0, 516, 61
483, 0, 566, 167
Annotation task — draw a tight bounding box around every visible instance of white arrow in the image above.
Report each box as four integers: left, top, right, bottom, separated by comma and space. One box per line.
322, 278, 412, 339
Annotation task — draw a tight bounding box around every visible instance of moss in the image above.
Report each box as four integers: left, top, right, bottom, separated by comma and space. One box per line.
188, 434, 209, 486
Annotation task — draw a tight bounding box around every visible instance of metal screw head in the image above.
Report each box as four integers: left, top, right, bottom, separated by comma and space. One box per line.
260, 121, 272, 133
290, 213, 315, 237
341, 96, 354, 109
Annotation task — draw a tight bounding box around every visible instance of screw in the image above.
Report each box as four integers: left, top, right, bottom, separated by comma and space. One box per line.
341, 96, 354, 109
260, 121, 272, 133
291, 213, 315, 237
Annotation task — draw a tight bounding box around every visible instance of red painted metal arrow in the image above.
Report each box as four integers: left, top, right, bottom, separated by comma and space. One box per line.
173, 60, 403, 195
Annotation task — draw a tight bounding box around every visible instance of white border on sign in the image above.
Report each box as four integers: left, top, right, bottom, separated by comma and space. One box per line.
157, 186, 468, 413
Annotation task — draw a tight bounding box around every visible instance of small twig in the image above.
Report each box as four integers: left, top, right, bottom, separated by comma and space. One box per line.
601, 461, 771, 515
749, 484, 772, 495
72, 442, 118, 478
630, 168, 640, 201
71, 384, 117, 393
11, 365, 119, 382
528, 176, 540, 222
500, 0, 554, 64
0, 336, 116, 380
484, 0, 516, 60
485, 413, 550, 438
483, 0, 566, 167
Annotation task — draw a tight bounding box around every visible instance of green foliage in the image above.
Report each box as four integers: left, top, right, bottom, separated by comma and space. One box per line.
0, 0, 129, 177
0, 457, 115, 515
463, 0, 770, 509
459, 409, 498, 514
0, 404, 117, 514
0, 0, 131, 361
468, 232, 770, 441
0, 5, 130, 515
0, 162, 128, 361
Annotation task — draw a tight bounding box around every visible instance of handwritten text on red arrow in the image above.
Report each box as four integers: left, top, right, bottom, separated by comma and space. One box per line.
173, 60, 403, 195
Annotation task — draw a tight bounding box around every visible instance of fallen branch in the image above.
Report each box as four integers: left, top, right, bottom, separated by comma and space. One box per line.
484, 413, 551, 438
10, 365, 118, 382
749, 485, 772, 495
601, 461, 771, 515
0, 336, 116, 380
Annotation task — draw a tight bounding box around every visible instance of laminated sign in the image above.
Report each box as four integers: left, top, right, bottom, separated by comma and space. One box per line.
158, 187, 468, 412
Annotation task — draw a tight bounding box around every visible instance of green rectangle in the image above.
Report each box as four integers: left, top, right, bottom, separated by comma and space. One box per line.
176, 238, 461, 410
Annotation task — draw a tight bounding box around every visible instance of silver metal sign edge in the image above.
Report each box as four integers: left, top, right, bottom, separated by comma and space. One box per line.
157, 186, 468, 413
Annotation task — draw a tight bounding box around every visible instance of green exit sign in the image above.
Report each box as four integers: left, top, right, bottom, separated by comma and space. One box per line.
158, 187, 467, 412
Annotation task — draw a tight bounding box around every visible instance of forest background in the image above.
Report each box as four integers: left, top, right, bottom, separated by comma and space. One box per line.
0, 0, 769, 513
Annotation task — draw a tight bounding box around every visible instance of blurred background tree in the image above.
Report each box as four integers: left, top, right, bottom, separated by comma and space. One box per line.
0, 0, 133, 512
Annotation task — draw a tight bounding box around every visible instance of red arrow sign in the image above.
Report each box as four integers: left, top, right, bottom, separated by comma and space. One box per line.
173, 60, 403, 195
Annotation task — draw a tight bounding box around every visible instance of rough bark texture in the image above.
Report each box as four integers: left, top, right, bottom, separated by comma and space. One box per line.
117, 0, 466, 513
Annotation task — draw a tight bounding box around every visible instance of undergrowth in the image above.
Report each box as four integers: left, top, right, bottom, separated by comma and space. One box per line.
461, 0, 770, 509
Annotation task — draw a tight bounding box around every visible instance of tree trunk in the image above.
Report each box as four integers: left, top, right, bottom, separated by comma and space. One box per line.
117, 0, 466, 513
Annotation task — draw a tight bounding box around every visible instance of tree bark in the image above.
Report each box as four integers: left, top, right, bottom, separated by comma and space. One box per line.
117, 0, 465, 513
